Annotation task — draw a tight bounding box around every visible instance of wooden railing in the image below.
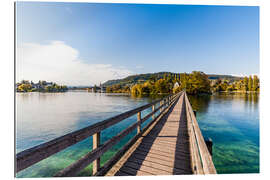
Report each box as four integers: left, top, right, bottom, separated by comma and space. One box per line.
16, 92, 182, 177
184, 92, 216, 174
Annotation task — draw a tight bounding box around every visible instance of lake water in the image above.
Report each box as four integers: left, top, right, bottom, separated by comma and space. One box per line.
16, 91, 259, 177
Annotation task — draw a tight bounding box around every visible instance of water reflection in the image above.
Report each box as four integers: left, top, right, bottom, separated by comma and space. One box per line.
188, 94, 211, 113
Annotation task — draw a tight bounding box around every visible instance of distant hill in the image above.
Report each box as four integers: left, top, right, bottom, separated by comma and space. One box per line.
207, 74, 242, 80
102, 72, 242, 87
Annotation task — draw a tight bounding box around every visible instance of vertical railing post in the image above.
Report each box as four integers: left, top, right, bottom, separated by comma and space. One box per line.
93, 132, 100, 175
160, 100, 163, 113
152, 104, 155, 120
205, 138, 213, 156
193, 110, 197, 117
137, 111, 141, 134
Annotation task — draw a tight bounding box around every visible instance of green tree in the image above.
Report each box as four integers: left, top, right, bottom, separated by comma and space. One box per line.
226, 84, 235, 92
17, 84, 32, 92
253, 75, 259, 91
131, 84, 143, 95
155, 79, 170, 94
93, 85, 97, 93
243, 77, 248, 92
185, 71, 211, 94
235, 80, 242, 91
248, 75, 253, 91
149, 75, 157, 84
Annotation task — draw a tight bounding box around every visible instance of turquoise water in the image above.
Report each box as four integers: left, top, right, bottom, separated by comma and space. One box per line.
16, 92, 259, 177
189, 93, 259, 173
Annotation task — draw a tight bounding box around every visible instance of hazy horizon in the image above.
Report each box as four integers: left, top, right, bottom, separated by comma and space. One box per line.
16, 2, 259, 86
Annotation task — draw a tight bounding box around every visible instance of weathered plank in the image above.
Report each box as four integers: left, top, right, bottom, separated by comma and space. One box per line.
124, 156, 188, 174
116, 165, 154, 176
136, 143, 190, 156
123, 161, 171, 175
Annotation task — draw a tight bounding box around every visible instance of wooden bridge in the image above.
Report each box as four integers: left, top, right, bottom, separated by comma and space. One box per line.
16, 91, 216, 176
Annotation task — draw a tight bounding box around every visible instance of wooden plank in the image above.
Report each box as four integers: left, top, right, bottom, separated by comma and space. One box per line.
129, 152, 191, 172
134, 149, 191, 165
124, 156, 189, 174
141, 138, 190, 148
136, 146, 190, 159
123, 161, 171, 175
114, 170, 131, 176
127, 153, 191, 173
136, 143, 190, 156
133, 150, 190, 164
117, 165, 154, 176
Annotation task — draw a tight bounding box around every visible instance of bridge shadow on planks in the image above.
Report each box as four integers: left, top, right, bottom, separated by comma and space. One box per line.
114, 95, 192, 176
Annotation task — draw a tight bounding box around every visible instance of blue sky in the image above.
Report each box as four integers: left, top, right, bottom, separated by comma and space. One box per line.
16, 2, 259, 86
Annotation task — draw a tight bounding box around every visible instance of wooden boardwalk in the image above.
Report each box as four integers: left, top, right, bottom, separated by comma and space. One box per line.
106, 92, 192, 176
16, 91, 216, 177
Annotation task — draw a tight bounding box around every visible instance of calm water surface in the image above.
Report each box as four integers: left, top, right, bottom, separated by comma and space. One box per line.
189, 92, 259, 173
16, 91, 259, 177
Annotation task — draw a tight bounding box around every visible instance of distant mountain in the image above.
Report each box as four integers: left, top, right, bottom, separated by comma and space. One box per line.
102, 72, 242, 87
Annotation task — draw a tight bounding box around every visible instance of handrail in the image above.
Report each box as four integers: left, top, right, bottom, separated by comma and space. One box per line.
16, 92, 182, 176
55, 92, 181, 176
184, 92, 216, 174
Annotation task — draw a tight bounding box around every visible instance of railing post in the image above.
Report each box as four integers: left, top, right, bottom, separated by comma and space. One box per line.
152, 104, 155, 120
160, 100, 163, 113
93, 132, 100, 175
137, 112, 141, 134
205, 138, 213, 156
193, 110, 197, 117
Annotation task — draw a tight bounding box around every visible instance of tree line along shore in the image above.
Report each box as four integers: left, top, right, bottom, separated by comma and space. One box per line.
16, 71, 259, 95
16, 80, 68, 92
105, 71, 259, 95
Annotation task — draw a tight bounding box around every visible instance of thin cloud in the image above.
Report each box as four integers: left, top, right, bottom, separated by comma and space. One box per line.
16, 41, 133, 86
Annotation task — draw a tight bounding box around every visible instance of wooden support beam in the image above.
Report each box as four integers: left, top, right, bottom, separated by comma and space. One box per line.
152, 105, 155, 120
160, 101, 163, 113
137, 112, 141, 134
193, 110, 197, 117
93, 132, 100, 174
205, 138, 213, 156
